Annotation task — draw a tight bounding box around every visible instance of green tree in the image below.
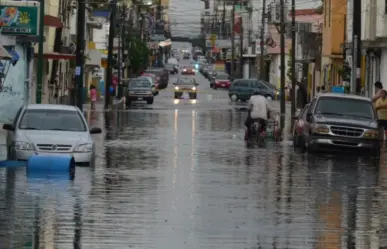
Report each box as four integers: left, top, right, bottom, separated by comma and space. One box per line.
124, 29, 150, 75
287, 47, 293, 80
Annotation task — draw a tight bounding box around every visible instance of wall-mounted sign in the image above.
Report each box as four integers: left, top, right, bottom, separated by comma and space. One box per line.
0, 5, 38, 36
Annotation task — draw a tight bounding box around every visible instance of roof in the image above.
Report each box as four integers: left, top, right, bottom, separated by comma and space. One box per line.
316, 93, 372, 102
26, 104, 79, 111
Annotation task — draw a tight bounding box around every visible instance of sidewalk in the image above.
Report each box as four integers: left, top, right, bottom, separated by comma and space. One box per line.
83, 97, 125, 111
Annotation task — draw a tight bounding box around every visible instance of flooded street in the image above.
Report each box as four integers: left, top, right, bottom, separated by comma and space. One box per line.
0, 72, 386, 249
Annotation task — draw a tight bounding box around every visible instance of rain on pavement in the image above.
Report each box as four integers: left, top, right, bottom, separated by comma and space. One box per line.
0, 58, 386, 249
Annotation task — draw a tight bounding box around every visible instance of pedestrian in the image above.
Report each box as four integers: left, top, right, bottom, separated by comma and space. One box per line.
296, 81, 308, 109
90, 84, 97, 110
321, 85, 326, 93
375, 89, 387, 141
372, 81, 383, 103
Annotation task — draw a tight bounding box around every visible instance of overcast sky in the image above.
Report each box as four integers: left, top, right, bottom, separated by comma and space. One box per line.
169, 0, 322, 38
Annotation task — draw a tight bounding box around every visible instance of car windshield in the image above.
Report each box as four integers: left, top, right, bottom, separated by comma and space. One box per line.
145, 70, 161, 76
19, 109, 87, 132
216, 74, 228, 80
177, 78, 195, 85
164, 64, 174, 69
315, 97, 375, 119
130, 79, 151, 88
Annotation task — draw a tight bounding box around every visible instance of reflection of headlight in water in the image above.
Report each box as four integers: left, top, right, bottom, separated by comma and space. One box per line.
175, 86, 179, 90
195, 64, 199, 69
174, 99, 179, 104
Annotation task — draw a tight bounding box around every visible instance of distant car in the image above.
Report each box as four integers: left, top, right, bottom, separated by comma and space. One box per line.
173, 77, 198, 99
3, 104, 102, 167
181, 66, 195, 75
228, 79, 277, 101
143, 68, 168, 89
211, 73, 231, 89
296, 93, 380, 156
137, 75, 159, 95
292, 103, 310, 148
126, 78, 154, 105
164, 63, 178, 74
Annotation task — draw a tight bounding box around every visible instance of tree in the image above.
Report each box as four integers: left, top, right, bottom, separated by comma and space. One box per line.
124, 29, 149, 75
287, 47, 293, 81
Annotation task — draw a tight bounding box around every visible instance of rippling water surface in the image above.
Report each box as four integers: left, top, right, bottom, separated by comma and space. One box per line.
0, 69, 386, 249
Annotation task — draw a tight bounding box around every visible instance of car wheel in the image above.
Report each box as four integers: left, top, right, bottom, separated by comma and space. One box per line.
230, 94, 237, 101
146, 98, 154, 104
265, 95, 273, 101
174, 94, 179, 99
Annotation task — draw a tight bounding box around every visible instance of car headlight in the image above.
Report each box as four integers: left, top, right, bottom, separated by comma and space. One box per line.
192, 87, 196, 90
311, 124, 329, 134
175, 86, 179, 90
75, 143, 93, 152
14, 141, 32, 150
363, 129, 379, 139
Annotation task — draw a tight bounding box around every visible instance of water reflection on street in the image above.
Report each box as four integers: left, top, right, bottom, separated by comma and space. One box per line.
0, 73, 385, 249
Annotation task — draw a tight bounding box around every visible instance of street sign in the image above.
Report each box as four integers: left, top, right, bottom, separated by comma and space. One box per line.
75, 66, 81, 76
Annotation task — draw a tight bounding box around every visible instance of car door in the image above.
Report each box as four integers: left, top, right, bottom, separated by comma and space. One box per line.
239, 80, 254, 100
255, 81, 270, 96
302, 98, 317, 139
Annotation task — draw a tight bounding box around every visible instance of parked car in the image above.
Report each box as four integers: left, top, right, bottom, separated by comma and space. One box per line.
297, 93, 380, 156
228, 79, 277, 101
164, 63, 178, 74
181, 66, 196, 75
173, 77, 199, 99
143, 68, 168, 89
3, 104, 102, 166
126, 78, 154, 105
136, 76, 159, 95
211, 73, 231, 89
292, 103, 310, 148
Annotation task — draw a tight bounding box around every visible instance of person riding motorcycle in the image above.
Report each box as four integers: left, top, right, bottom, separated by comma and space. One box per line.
244, 92, 273, 140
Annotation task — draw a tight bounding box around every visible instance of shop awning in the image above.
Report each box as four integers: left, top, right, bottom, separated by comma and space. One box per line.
44, 15, 63, 28
34, 52, 76, 60
0, 45, 12, 60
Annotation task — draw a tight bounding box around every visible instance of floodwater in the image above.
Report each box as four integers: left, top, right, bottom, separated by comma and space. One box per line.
0, 63, 386, 249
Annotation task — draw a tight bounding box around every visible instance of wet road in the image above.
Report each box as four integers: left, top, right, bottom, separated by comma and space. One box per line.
0, 62, 386, 249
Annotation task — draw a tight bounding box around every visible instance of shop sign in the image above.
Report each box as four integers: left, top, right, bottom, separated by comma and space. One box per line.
0, 5, 39, 36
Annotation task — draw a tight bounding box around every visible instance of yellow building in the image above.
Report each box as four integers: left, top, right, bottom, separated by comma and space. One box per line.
320, 0, 347, 89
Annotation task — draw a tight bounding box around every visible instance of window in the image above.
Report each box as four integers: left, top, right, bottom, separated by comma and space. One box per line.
238, 80, 250, 87
13, 107, 23, 127
232, 81, 241, 87
19, 109, 87, 132
129, 80, 151, 88
315, 97, 375, 119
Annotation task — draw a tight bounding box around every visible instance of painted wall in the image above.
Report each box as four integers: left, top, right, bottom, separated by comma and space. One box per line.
0, 45, 27, 123
321, 0, 347, 56
269, 54, 290, 89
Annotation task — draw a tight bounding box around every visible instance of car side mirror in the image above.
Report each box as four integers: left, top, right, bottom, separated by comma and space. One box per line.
89, 127, 102, 134
306, 113, 313, 122
3, 123, 14, 131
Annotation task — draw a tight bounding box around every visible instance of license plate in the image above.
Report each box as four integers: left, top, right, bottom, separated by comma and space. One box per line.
138, 97, 143, 100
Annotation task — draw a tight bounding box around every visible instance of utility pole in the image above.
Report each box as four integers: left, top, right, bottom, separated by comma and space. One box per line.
117, 6, 122, 99
36, 0, 45, 103
221, 0, 226, 38
75, 0, 86, 111
353, 0, 361, 94
230, 0, 235, 77
105, 0, 117, 109
279, 0, 286, 131
259, 0, 266, 80
290, 0, 296, 117
239, 17, 243, 78
121, 5, 126, 79
351, 35, 358, 93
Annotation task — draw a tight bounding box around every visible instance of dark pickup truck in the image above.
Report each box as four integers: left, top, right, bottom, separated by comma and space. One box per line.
294, 93, 381, 156
143, 68, 169, 89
